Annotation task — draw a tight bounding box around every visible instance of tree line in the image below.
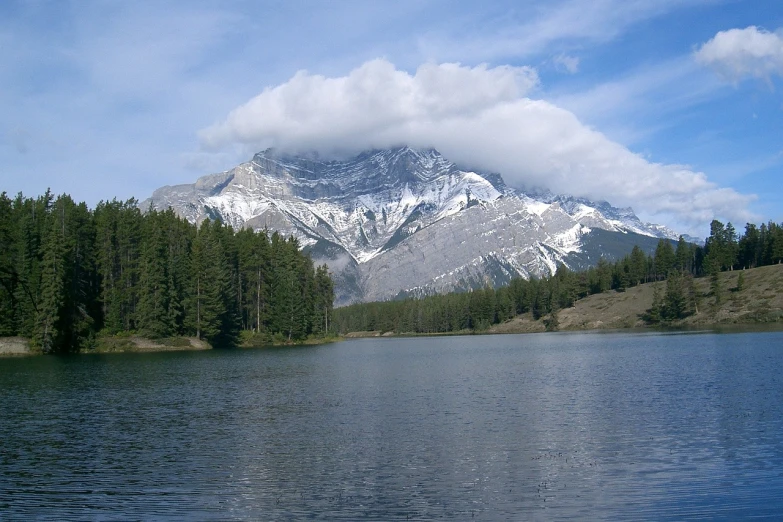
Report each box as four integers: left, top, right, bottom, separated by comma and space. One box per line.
0, 191, 334, 353
333, 219, 783, 334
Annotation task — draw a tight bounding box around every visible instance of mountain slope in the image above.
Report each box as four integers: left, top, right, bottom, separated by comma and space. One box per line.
143, 147, 686, 304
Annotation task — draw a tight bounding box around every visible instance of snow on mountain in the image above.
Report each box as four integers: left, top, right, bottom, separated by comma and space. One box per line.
142, 147, 688, 304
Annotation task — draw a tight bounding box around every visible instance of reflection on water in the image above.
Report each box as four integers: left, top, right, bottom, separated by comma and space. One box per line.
1, 331, 782, 519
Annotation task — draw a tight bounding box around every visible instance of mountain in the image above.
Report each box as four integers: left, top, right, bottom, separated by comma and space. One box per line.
143, 147, 690, 305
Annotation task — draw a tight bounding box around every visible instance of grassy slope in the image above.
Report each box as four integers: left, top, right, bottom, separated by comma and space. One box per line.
489, 263, 783, 334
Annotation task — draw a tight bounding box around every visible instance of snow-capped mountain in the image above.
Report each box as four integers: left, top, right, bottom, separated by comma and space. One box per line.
143, 147, 687, 305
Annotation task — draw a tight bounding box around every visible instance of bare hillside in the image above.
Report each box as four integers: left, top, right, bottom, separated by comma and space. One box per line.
490, 264, 783, 333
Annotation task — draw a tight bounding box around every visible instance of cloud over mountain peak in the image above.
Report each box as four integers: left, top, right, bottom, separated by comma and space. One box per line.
200, 59, 755, 232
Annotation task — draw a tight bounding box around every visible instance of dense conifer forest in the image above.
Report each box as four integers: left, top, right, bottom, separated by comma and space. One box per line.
0, 191, 334, 353
333, 220, 783, 334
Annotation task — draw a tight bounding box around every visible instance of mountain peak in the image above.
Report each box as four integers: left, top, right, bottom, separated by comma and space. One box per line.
143, 146, 688, 305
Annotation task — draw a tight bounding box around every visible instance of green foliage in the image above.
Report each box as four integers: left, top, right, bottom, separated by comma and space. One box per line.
663, 271, 695, 320
710, 270, 723, 306
654, 239, 676, 280
0, 191, 335, 353
644, 271, 697, 324
704, 219, 739, 273
647, 286, 663, 324
544, 309, 559, 331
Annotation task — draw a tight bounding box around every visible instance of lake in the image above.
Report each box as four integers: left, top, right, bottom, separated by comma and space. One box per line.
2, 330, 782, 520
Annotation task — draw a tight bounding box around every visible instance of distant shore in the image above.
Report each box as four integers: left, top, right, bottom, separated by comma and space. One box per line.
341, 264, 783, 338
5, 265, 781, 356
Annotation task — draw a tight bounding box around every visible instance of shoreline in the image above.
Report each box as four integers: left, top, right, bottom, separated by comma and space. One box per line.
338, 321, 783, 340
4, 266, 781, 356
0, 334, 342, 357
4, 322, 781, 357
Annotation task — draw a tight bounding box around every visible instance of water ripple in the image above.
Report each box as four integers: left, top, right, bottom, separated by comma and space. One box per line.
1, 331, 783, 519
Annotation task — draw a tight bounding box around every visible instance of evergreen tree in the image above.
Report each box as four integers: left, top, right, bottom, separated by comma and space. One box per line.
645, 284, 662, 323
116, 200, 142, 330
136, 212, 174, 337
629, 245, 648, 285
710, 269, 723, 306
0, 193, 18, 335
269, 234, 310, 340
675, 236, 691, 273
312, 264, 334, 335
94, 200, 122, 332
654, 239, 676, 280
34, 202, 67, 353
662, 271, 690, 320
12, 192, 50, 337
738, 223, 760, 269
64, 199, 99, 350
593, 258, 612, 293
185, 220, 240, 346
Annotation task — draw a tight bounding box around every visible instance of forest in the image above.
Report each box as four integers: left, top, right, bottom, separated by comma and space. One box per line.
333, 220, 783, 335
0, 191, 334, 353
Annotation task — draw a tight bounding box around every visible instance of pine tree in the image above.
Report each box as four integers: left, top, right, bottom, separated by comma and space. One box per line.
662, 271, 690, 320
34, 204, 67, 353
675, 236, 691, 273
629, 245, 648, 285
648, 285, 663, 324
136, 212, 174, 337
185, 220, 239, 345
0, 193, 18, 335
654, 239, 676, 280
594, 258, 612, 292
95, 200, 122, 333
64, 200, 98, 350
710, 269, 723, 306
738, 223, 759, 269
312, 264, 334, 335
116, 200, 142, 331
12, 193, 50, 337
269, 235, 310, 340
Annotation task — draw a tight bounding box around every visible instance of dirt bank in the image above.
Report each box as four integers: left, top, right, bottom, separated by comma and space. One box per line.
0, 337, 32, 356
90, 336, 212, 353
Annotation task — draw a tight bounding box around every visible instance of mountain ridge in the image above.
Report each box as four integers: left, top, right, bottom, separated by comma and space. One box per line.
143, 146, 691, 305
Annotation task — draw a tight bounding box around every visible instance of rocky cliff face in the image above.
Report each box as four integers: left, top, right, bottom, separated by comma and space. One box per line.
143, 147, 685, 305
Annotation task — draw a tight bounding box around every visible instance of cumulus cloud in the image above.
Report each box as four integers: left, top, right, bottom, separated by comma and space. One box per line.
695, 26, 783, 82
200, 59, 755, 230
200, 59, 539, 151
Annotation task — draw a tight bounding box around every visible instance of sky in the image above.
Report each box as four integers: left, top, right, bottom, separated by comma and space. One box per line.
1, 0, 782, 237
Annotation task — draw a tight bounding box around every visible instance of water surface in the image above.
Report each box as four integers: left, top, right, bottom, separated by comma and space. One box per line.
2, 331, 782, 520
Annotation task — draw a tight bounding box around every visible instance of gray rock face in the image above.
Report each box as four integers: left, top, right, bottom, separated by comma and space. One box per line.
142, 147, 685, 305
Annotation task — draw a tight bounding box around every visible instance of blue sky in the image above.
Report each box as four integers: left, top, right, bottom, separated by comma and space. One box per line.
1, 0, 782, 236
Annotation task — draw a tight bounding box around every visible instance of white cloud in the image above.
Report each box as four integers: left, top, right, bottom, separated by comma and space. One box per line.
199, 59, 755, 230
197, 59, 755, 231
200, 59, 539, 151
695, 26, 783, 82
553, 53, 580, 74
